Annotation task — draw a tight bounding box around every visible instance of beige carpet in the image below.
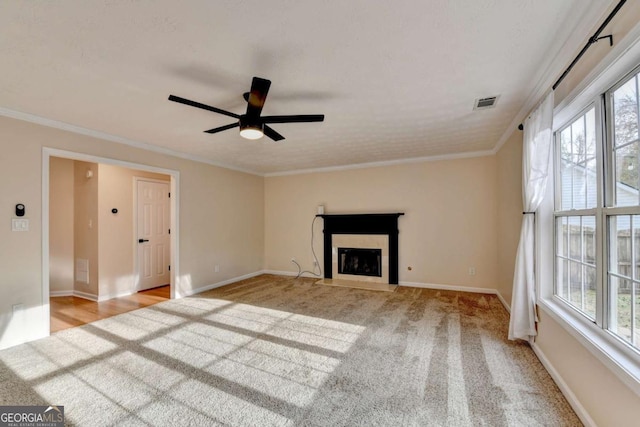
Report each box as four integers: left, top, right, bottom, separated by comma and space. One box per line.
0, 274, 581, 426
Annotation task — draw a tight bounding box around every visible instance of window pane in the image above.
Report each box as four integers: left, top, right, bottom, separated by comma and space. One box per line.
609, 275, 633, 344
635, 282, 640, 348
608, 213, 640, 348
584, 265, 596, 319
585, 108, 596, 159
556, 217, 567, 257
635, 215, 640, 280
585, 159, 597, 209
613, 76, 638, 148
557, 258, 568, 299
568, 217, 581, 261
614, 142, 640, 206
556, 215, 596, 319
560, 160, 572, 210
610, 215, 632, 278
572, 118, 586, 164
560, 127, 572, 160
569, 261, 582, 307
583, 216, 596, 266
557, 109, 597, 210
613, 73, 640, 207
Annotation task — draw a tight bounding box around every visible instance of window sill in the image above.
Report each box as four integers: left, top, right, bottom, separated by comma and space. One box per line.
538, 297, 640, 397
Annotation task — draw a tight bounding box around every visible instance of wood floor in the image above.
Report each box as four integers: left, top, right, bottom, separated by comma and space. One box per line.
50, 285, 170, 333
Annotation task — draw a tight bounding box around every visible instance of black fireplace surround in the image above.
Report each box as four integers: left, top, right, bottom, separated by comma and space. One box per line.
317, 213, 404, 285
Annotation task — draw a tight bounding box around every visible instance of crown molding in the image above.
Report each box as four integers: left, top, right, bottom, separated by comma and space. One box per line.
264, 149, 495, 177
0, 107, 262, 176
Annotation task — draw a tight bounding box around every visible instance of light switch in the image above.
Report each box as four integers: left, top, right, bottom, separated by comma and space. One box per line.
11, 218, 29, 231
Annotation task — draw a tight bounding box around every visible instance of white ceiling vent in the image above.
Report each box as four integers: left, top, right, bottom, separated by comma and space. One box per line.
473, 96, 500, 110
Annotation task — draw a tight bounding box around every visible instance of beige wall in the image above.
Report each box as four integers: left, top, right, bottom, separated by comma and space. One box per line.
49, 157, 74, 294
0, 115, 264, 349
98, 163, 169, 299
536, 311, 640, 426
265, 156, 498, 289
496, 130, 523, 308
73, 161, 99, 296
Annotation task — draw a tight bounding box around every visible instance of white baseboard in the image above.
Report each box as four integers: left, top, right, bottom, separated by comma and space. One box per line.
262, 269, 323, 279
399, 280, 498, 295
98, 290, 135, 302
261, 273, 502, 296
51, 289, 137, 302
72, 290, 98, 301
181, 270, 266, 297
530, 342, 596, 427
50, 290, 73, 297
496, 292, 511, 313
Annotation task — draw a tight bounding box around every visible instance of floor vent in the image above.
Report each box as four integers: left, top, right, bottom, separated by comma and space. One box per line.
474, 96, 499, 110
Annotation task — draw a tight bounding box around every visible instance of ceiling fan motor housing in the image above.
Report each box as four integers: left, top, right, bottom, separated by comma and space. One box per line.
239, 115, 264, 139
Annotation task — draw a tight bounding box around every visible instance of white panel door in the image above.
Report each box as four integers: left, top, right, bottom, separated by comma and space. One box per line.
137, 180, 170, 291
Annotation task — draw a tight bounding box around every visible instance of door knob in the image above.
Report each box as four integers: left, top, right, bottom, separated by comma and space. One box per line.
138, 239, 149, 243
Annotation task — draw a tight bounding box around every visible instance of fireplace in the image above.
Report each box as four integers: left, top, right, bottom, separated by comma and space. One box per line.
338, 248, 382, 277
332, 234, 389, 283
318, 213, 404, 285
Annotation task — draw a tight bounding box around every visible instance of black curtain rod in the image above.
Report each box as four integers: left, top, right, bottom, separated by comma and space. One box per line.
518, 0, 627, 131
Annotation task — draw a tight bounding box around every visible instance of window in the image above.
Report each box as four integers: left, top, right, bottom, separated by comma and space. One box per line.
607, 70, 640, 349
555, 108, 598, 320
554, 67, 640, 353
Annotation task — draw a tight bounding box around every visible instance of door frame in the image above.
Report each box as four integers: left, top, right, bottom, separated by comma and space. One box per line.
43, 147, 180, 334
133, 177, 171, 292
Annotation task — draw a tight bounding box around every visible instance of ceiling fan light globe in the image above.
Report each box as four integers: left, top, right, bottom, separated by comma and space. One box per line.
240, 128, 264, 140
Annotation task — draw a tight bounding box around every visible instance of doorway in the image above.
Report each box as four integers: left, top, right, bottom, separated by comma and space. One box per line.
44, 148, 179, 334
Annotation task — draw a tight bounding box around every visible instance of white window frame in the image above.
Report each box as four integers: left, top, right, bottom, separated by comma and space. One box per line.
553, 104, 601, 323
540, 28, 640, 397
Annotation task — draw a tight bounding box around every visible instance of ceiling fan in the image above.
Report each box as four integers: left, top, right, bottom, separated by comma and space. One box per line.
168, 77, 324, 141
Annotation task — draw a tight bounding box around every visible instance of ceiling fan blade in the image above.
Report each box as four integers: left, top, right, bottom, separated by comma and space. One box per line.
263, 125, 285, 141
261, 114, 325, 124
204, 122, 240, 134
168, 95, 240, 119
246, 77, 271, 118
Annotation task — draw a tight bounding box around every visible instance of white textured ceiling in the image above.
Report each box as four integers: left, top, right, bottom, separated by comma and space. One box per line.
0, 1, 612, 174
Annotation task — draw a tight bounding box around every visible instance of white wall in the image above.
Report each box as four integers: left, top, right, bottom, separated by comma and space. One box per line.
0, 116, 264, 350
265, 156, 499, 290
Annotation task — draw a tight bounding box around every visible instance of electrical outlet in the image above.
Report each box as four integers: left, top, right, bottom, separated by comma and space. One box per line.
291, 258, 296, 263
468, 267, 476, 276
214, 265, 220, 273
313, 260, 318, 266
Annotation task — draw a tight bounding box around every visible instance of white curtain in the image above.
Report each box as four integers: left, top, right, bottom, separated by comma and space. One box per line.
508, 92, 554, 341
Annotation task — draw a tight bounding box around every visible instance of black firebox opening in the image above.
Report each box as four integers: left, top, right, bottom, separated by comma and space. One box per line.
338, 248, 382, 277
